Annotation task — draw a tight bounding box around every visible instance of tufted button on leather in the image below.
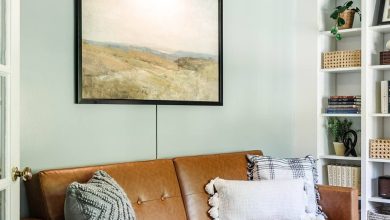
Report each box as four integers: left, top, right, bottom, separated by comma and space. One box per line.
161, 196, 166, 201
137, 199, 142, 205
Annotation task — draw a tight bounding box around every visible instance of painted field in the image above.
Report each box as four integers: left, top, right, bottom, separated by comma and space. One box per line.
82, 41, 219, 101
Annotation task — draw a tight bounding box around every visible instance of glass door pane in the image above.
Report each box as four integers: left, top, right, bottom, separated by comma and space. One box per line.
0, 76, 5, 180
0, 0, 5, 65
0, 190, 5, 220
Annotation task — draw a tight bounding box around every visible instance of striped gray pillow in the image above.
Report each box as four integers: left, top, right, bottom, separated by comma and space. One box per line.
247, 155, 325, 219
64, 170, 136, 220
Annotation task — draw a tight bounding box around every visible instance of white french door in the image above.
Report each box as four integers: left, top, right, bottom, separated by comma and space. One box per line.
0, 0, 20, 219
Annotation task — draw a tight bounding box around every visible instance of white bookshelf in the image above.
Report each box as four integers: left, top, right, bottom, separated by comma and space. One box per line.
320, 67, 362, 73
369, 158, 390, 163
321, 113, 361, 117
371, 113, 390, 117
321, 28, 362, 37
368, 197, 390, 204
369, 24, 390, 33
370, 65, 390, 70
320, 155, 362, 161
316, 0, 390, 218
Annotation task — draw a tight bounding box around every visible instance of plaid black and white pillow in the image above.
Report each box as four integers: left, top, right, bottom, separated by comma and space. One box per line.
247, 155, 326, 219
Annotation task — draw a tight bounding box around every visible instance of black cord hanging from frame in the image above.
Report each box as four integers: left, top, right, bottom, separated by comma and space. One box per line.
155, 105, 158, 160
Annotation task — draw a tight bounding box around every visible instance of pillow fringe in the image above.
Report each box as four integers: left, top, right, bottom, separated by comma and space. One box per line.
306, 155, 327, 219
246, 154, 255, 180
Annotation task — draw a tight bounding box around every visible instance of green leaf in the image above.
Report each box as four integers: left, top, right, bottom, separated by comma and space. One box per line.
354, 7, 360, 13
338, 18, 345, 26
336, 33, 342, 41
345, 1, 353, 8
338, 6, 347, 13
330, 11, 339, 19
331, 26, 338, 34
327, 117, 354, 142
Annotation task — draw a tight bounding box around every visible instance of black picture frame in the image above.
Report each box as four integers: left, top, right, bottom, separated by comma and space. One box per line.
377, 0, 390, 25
75, 0, 223, 106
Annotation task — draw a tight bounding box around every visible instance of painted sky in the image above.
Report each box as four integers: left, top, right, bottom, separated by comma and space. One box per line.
82, 0, 219, 55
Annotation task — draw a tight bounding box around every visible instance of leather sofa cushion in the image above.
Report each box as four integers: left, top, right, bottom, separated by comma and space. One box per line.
173, 150, 262, 220
26, 159, 186, 220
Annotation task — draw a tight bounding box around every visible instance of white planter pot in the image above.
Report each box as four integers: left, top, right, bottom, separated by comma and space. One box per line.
333, 142, 346, 156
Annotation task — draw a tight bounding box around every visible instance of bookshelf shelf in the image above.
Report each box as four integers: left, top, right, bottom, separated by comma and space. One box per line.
320, 67, 361, 73
368, 197, 390, 204
368, 158, 390, 163
371, 113, 390, 117
321, 113, 361, 117
320, 28, 361, 37
369, 25, 390, 33
369, 65, 390, 70
319, 155, 361, 161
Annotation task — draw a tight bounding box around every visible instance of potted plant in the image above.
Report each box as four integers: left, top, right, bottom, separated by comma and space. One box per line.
327, 117, 353, 156
330, 1, 361, 40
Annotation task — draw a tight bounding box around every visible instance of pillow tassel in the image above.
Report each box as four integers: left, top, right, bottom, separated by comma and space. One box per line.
208, 193, 219, 207
206, 178, 220, 220
205, 177, 219, 195
208, 206, 219, 219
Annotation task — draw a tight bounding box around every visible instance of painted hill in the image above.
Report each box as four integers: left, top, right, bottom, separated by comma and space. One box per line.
82, 41, 219, 101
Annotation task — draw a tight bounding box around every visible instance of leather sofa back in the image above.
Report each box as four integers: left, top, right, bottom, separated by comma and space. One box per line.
174, 150, 262, 220
25, 159, 186, 220
25, 151, 262, 220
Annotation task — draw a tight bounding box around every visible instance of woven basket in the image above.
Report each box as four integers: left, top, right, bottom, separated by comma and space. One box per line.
370, 139, 390, 159
323, 50, 361, 69
368, 208, 390, 220
339, 10, 355, 29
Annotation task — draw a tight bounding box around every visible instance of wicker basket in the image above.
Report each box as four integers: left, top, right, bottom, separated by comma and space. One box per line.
370, 139, 390, 159
323, 50, 361, 69
368, 208, 390, 220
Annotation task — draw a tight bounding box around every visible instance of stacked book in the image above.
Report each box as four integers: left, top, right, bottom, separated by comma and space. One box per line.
326, 96, 361, 114
381, 81, 390, 113
327, 164, 361, 194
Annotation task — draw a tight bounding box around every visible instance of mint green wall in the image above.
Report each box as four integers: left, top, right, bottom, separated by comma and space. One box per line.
20, 0, 297, 217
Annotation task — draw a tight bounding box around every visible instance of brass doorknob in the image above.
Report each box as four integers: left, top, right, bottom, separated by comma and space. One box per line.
12, 167, 32, 182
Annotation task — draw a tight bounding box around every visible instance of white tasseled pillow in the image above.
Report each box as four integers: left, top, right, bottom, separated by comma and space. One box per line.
205, 178, 325, 220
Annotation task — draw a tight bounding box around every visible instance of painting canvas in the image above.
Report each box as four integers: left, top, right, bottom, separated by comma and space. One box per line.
77, 0, 223, 105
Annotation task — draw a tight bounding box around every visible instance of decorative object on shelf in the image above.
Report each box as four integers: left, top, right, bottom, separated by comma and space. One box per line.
343, 130, 358, 157
333, 142, 346, 156
322, 50, 361, 69
381, 52, 390, 65
327, 117, 353, 156
377, 0, 390, 25
330, 1, 361, 40
381, 81, 390, 113
327, 164, 360, 193
76, 0, 223, 105
326, 95, 361, 114
370, 139, 390, 159
378, 176, 390, 199
380, 43, 390, 65
379, 41, 390, 65
368, 206, 390, 219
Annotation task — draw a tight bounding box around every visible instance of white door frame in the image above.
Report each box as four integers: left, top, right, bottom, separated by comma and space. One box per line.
0, 0, 20, 219
10, 0, 20, 217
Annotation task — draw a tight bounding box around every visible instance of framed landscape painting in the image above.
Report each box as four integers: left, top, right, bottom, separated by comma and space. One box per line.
76, 0, 223, 105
